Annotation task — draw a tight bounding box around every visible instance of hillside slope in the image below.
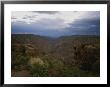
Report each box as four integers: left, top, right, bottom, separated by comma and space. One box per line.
11, 34, 100, 77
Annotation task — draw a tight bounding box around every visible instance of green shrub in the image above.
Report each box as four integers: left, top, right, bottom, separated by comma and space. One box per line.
30, 63, 48, 77
11, 53, 29, 70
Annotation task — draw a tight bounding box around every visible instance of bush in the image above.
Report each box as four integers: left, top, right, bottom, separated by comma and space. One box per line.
30, 63, 48, 77
91, 60, 100, 76
11, 53, 29, 70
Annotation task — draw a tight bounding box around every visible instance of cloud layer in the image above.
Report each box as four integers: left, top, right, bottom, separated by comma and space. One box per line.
11, 11, 100, 37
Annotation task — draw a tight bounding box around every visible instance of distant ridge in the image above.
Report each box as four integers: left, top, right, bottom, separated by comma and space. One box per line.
12, 33, 100, 39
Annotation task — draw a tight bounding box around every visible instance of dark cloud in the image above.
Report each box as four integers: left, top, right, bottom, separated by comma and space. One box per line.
22, 17, 27, 19
22, 15, 37, 19
70, 18, 100, 28
12, 17, 100, 37
11, 17, 17, 19
33, 11, 58, 14
67, 18, 100, 35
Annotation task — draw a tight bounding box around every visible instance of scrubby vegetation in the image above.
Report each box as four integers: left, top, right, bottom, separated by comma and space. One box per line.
11, 34, 100, 77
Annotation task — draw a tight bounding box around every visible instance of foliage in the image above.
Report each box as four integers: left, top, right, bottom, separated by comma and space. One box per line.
11, 34, 100, 77
30, 61, 48, 77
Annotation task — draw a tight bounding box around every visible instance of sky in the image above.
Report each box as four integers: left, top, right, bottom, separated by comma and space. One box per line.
11, 11, 100, 38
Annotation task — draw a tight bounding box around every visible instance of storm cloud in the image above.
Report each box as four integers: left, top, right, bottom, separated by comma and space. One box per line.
11, 11, 100, 37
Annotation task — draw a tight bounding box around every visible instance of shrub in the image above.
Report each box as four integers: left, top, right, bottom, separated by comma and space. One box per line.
11, 53, 29, 70
30, 63, 48, 77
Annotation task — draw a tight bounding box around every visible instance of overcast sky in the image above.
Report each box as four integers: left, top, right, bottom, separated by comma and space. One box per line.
11, 11, 100, 37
